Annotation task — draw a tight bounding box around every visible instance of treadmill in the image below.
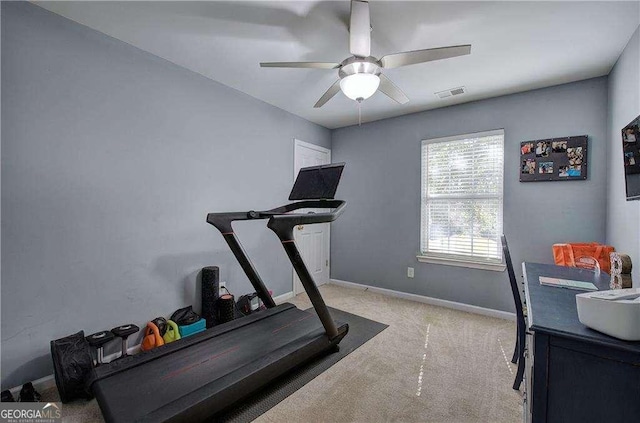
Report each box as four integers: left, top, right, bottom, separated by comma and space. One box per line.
91, 163, 349, 422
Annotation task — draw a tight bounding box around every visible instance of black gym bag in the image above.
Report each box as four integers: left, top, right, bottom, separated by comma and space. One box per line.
50, 331, 94, 403
170, 306, 200, 326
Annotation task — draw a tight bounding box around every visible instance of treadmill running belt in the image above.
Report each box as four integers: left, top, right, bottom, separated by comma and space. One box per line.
93, 306, 347, 423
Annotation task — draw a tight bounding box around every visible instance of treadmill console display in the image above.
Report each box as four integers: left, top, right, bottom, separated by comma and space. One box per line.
289, 162, 345, 200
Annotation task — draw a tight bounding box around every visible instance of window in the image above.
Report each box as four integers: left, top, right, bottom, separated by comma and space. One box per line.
419, 129, 505, 271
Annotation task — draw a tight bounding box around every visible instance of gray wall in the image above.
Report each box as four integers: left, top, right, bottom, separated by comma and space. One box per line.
0, 2, 3, 359
1, 2, 330, 389
606, 26, 640, 282
331, 77, 608, 312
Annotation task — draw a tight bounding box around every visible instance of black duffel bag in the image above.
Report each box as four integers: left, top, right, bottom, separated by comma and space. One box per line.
170, 306, 200, 326
50, 331, 94, 403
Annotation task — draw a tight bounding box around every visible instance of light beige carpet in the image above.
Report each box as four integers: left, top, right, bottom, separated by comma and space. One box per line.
42, 284, 522, 422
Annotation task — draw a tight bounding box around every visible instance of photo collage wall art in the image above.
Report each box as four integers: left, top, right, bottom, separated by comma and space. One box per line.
622, 115, 640, 175
520, 135, 588, 182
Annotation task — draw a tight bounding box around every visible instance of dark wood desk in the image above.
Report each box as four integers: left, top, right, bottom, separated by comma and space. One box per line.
523, 262, 640, 423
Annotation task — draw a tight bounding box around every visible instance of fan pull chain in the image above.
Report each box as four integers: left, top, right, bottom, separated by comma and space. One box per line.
357, 98, 363, 126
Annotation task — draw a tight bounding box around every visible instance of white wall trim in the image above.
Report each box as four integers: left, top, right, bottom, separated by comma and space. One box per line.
18, 293, 298, 396
416, 255, 506, 272
422, 128, 505, 145
330, 279, 516, 321
9, 374, 57, 398
293, 138, 331, 156
273, 291, 295, 304
7, 344, 142, 397
13, 284, 510, 397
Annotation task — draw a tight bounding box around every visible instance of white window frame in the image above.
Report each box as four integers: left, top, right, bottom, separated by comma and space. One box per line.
418, 129, 506, 272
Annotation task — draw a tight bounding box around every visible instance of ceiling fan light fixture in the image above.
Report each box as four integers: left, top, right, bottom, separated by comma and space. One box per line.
339, 73, 380, 101
260, 1, 471, 109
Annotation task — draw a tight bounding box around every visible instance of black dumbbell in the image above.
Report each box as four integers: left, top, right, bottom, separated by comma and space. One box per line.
86, 330, 115, 366
111, 324, 139, 359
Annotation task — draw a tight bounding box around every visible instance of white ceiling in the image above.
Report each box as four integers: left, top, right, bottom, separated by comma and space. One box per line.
34, 1, 640, 129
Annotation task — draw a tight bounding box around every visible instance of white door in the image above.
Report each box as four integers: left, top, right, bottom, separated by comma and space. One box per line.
293, 139, 331, 295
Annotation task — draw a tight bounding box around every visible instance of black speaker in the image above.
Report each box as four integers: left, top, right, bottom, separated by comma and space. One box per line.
201, 266, 219, 328
217, 294, 236, 324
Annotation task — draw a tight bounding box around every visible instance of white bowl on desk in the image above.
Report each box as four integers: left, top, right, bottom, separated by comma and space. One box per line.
576, 288, 640, 341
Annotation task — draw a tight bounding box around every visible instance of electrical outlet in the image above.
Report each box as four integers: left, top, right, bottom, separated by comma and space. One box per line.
407, 267, 414, 278
219, 281, 227, 296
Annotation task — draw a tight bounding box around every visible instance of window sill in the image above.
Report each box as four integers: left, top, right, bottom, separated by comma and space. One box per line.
416, 255, 506, 272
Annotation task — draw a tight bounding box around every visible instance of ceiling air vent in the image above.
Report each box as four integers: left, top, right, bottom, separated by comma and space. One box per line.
435, 86, 466, 99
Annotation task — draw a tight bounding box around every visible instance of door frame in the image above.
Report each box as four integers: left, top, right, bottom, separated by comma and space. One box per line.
292, 139, 332, 295
293, 139, 331, 173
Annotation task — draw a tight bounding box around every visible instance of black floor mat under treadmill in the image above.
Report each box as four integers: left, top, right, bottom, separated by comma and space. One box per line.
216, 307, 388, 423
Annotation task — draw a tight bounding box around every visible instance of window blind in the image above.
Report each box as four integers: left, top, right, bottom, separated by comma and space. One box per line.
420, 130, 504, 263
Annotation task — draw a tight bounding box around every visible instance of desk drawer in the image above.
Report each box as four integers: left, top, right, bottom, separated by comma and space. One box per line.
546, 344, 640, 423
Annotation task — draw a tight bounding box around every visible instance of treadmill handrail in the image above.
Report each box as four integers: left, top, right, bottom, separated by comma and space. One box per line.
206, 200, 346, 233
206, 199, 346, 339
267, 200, 346, 227
265, 200, 346, 340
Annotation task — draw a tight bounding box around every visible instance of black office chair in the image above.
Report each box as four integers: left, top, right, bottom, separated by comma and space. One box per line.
501, 235, 526, 390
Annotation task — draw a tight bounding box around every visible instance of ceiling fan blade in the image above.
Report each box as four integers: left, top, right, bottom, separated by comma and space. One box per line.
379, 45, 471, 69
314, 80, 342, 108
378, 74, 409, 105
349, 0, 371, 57
260, 62, 340, 69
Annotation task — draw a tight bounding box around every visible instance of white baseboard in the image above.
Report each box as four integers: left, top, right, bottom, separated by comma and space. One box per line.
8, 344, 142, 397
273, 291, 295, 304
9, 374, 57, 398
15, 294, 300, 397
329, 279, 516, 321
14, 286, 400, 397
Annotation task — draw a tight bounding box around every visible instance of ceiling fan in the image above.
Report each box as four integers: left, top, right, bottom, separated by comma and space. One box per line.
260, 0, 471, 108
